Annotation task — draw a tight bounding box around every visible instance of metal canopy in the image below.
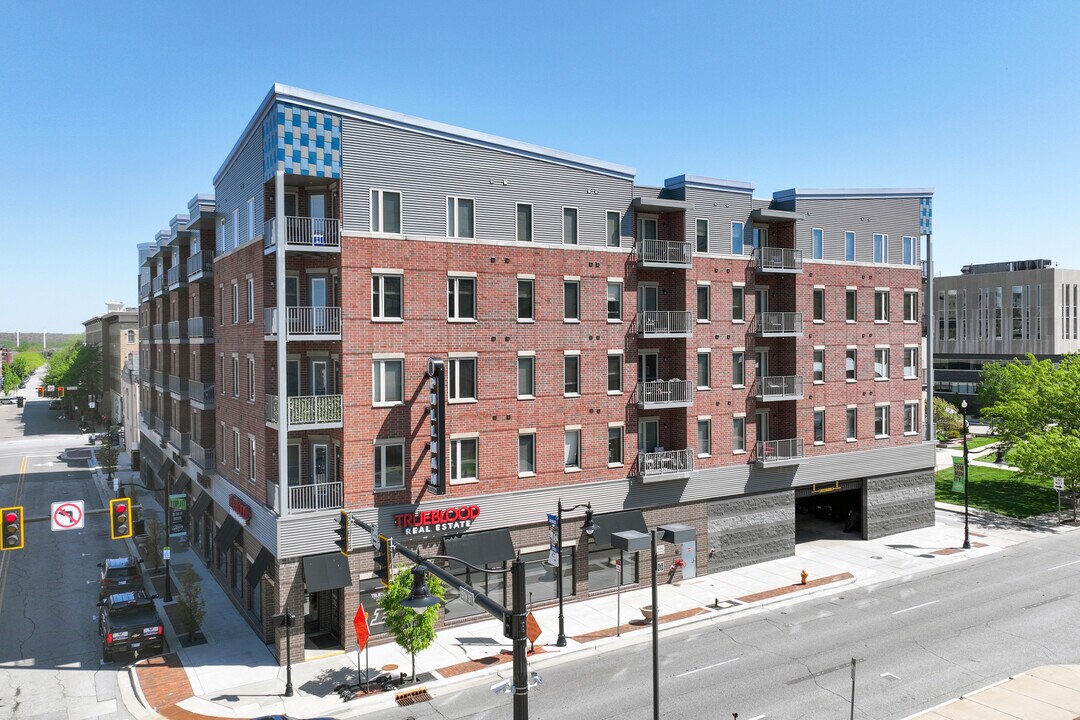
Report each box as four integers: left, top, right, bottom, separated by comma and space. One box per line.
246, 546, 274, 586
214, 516, 243, 551
591, 510, 648, 547
302, 552, 353, 594
189, 490, 212, 522
750, 208, 807, 223
632, 197, 692, 213
442, 529, 516, 568
611, 529, 651, 552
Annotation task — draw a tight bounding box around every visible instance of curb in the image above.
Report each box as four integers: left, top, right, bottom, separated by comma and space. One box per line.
897, 675, 1014, 720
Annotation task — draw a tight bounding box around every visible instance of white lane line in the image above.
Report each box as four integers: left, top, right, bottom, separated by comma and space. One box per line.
1047, 559, 1080, 571
892, 600, 939, 615
675, 657, 739, 678
881, 671, 902, 680
744, 715, 766, 720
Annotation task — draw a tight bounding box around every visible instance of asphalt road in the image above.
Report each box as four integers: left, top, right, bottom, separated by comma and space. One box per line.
371, 527, 1080, 720
0, 375, 135, 720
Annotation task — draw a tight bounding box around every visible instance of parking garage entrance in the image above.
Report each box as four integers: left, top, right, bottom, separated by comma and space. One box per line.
795, 480, 865, 542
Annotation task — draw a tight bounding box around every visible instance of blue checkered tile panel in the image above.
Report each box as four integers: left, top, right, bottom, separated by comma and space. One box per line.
263, 102, 341, 181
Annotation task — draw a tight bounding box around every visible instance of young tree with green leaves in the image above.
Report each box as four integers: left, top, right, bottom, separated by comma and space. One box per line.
933, 396, 963, 441
378, 566, 446, 680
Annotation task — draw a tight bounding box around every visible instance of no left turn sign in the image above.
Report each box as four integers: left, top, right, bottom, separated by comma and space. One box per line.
51, 501, 85, 531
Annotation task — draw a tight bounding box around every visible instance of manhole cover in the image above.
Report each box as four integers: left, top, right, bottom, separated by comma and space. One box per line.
381, 663, 399, 671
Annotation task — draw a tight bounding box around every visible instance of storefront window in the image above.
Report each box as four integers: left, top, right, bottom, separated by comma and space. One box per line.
522, 549, 573, 604
588, 543, 638, 591
358, 578, 389, 637
230, 545, 243, 593
440, 560, 506, 622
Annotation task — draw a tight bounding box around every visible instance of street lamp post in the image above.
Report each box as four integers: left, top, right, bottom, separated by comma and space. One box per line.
611, 523, 696, 720
961, 399, 971, 550
555, 500, 596, 647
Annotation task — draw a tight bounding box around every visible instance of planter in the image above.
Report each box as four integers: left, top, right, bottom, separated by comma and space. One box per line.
641, 605, 655, 622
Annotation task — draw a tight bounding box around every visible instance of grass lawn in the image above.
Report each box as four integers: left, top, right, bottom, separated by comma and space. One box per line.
935, 465, 1058, 518
966, 436, 999, 451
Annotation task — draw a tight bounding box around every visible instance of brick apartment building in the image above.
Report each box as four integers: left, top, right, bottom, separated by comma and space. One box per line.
83, 301, 139, 426
137, 84, 936, 665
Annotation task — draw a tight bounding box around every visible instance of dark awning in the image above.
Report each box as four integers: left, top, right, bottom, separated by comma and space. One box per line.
749, 208, 807, 223
246, 547, 274, 586
159, 456, 177, 483
190, 491, 212, 521
592, 510, 648, 547
442, 529, 516, 568
214, 516, 243, 550
302, 553, 353, 593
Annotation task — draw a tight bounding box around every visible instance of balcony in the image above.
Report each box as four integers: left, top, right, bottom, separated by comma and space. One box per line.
168, 427, 190, 454
287, 481, 344, 513
153, 370, 166, 390
150, 275, 163, 297
638, 239, 692, 269
755, 312, 804, 337
139, 325, 150, 344
168, 374, 189, 399
165, 265, 186, 290
264, 306, 342, 340
636, 380, 693, 409
264, 216, 341, 253
188, 379, 215, 409
187, 316, 215, 341
755, 247, 803, 274
186, 249, 215, 280
637, 311, 694, 339
139, 282, 150, 300
265, 393, 343, 429
152, 414, 165, 437
190, 440, 216, 472
638, 448, 694, 482
754, 375, 804, 402
756, 438, 805, 467
150, 324, 163, 343
166, 320, 188, 342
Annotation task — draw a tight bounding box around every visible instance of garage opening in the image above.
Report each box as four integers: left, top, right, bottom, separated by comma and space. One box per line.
795, 480, 864, 542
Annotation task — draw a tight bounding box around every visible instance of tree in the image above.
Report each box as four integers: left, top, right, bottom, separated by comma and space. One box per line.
97, 443, 119, 487
981, 353, 1080, 520
144, 518, 165, 572
176, 566, 206, 641
378, 566, 446, 680
933, 397, 963, 441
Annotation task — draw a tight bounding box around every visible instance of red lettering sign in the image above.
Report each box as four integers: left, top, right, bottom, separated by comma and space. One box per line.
229, 494, 252, 522
393, 504, 481, 532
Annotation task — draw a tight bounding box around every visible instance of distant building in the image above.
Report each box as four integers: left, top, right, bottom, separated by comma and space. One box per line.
120, 354, 140, 455
932, 259, 1080, 410
82, 302, 139, 424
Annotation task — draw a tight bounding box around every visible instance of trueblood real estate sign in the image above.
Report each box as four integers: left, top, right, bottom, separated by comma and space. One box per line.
393, 504, 481, 535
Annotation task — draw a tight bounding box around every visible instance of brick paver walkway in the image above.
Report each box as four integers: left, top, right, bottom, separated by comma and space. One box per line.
736, 571, 854, 604
135, 654, 230, 720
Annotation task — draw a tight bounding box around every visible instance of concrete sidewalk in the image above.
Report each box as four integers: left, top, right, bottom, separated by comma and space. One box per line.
903, 665, 1080, 720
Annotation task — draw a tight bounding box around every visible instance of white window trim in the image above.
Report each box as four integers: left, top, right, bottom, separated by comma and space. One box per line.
447, 275, 477, 323
447, 356, 478, 404
562, 206, 579, 245
696, 349, 711, 390
373, 439, 406, 492
372, 358, 405, 407
517, 430, 537, 478
696, 282, 712, 324
370, 188, 404, 234
695, 217, 710, 254
372, 271, 404, 322
812, 227, 824, 260
446, 195, 476, 239
563, 352, 581, 398
563, 278, 581, 324
607, 351, 623, 395
516, 354, 535, 400
563, 427, 582, 473
516, 202, 533, 243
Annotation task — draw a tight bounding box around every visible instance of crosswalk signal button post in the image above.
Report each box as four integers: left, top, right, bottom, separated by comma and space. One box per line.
1, 507, 24, 550
110, 498, 132, 540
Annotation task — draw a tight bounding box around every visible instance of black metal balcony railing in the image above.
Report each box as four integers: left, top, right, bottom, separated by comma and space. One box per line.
190, 440, 216, 471
139, 282, 151, 299
188, 379, 215, 407
168, 427, 190, 453
638, 448, 695, 481
166, 320, 188, 341
757, 438, 805, 465
264, 216, 341, 252
153, 370, 166, 390
167, 374, 189, 399
636, 380, 693, 409
754, 247, 804, 273
187, 317, 215, 339
754, 375, 804, 401
638, 239, 692, 268
150, 324, 163, 343
186, 249, 215, 278
755, 312, 804, 337
264, 306, 343, 337
150, 276, 163, 295
637, 311, 694, 338
265, 394, 344, 427
166, 265, 186, 288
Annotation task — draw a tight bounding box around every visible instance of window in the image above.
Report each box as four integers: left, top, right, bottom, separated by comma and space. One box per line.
564, 429, 581, 470
374, 442, 404, 489
449, 357, 477, 401
904, 347, 919, 379
812, 228, 823, 260
696, 284, 711, 322
246, 279, 254, 322
563, 207, 578, 244
875, 405, 891, 437
875, 290, 890, 322
696, 219, 709, 253
606, 211, 621, 247
450, 438, 478, 483
731, 221, 744, 254
231, 357, 239, 398
846, 348, 857, 381
697, 418, 711, 456
372, 358, 404, 404
371, 189, 402, 233
733, 417, 746, 452
221, 355, 226, 395
813, 288, 825, 322
446, 197, 474, 238
873, 233, 887, 263
697, 351, 711, 389
232, 428, 240, 470
247, 198, 255, 243
732, 351, 745, 387
372, 274, 403, 320
248, 436, 256, 481
845, 231, 855, 262
231, 282, 239, 324
564, 354, 580, 396
813, 410, 825, 444
902, 236, 916, 265
510, 203, 531, 242
517, 356, 535, 398
219, 218, 227, 254
607, 425, 624, 465
607, 353, 623, 393
846, 407, 858, 440
874, 348, 890, 380
127, 329, 135, 343
247, 357, 255, 401
606, 281, 622, 321
232, 208, 239, 249
813, 348, 825, 383
732, 286, 745, 321
518, 433, 536, 476
448, 276, 476, 320
517, 279, 534, 321
846, 289, 857, 322
904, 291, 919, 322
563, 280, 580, 321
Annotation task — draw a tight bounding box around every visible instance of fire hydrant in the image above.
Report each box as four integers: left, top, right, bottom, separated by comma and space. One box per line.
800, 569, 808, 585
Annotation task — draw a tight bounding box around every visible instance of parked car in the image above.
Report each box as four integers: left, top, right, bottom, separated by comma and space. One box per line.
0, 396, 14, 405
97, 591, 163, 661
49, 399, 61, 409
98, 557, 143, 599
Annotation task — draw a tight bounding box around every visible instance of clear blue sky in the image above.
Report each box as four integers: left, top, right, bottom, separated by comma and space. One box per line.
2, 1, 1077, 332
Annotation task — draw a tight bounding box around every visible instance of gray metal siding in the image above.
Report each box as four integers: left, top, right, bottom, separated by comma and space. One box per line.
794, 197, 922, 264
683, 187, 754, 256
214, 126, 266, 254
340, 117, 634, 248
203, 475, 278, 555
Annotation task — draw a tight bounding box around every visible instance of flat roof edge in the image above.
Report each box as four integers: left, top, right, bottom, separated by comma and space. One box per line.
665, 174, 754, 193
773, 187, 935, 201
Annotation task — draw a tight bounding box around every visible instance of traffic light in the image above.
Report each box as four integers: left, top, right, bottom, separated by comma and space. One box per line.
58, 387, 64, 398
109, 498, 132, 540
1, 507, 24, 550
36, 387, 43, 397
335, 509, 351, 555
374, 535, 392, 586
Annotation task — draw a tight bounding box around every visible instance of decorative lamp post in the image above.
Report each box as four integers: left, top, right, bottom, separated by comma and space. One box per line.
554, 500, 596, 647
961, 399, 971, 549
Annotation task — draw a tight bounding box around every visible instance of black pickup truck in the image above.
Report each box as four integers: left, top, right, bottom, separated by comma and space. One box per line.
97, 591, 164, 661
